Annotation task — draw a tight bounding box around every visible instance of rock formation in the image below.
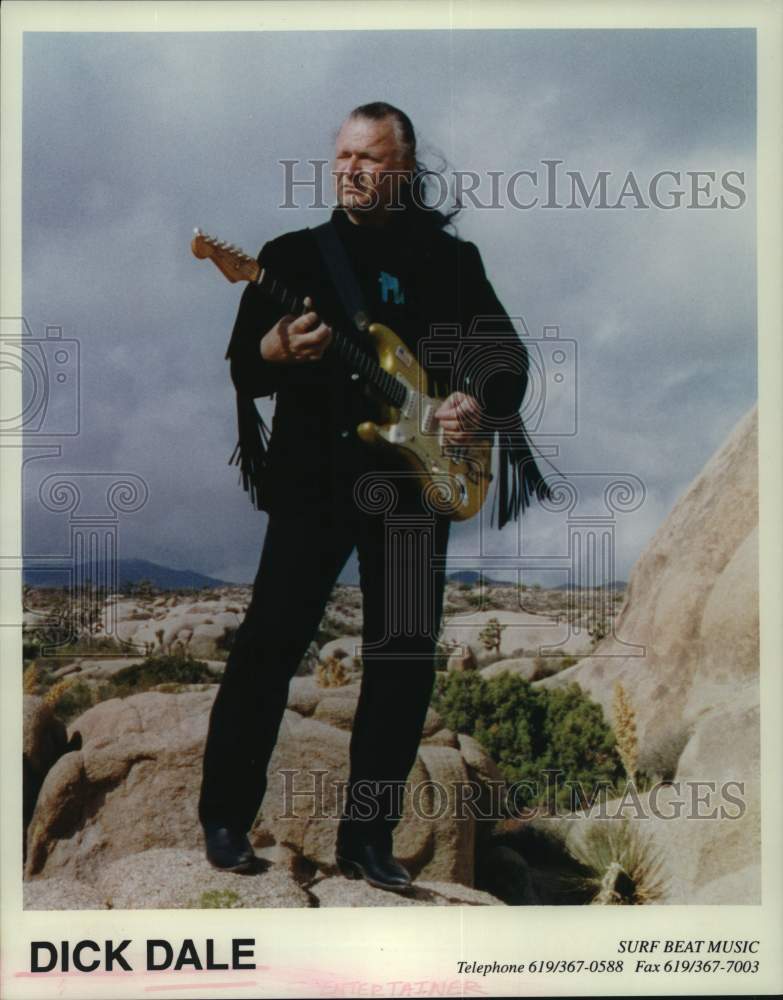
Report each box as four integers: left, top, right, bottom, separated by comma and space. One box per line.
25, 684, 500, 898
22, 407, 760, 907
534, 406, 759, 903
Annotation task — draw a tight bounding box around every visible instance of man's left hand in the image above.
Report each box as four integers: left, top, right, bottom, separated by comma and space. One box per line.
434, 392, 487, 445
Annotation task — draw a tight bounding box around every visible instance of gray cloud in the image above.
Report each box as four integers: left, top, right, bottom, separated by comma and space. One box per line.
20, 29, 756, 584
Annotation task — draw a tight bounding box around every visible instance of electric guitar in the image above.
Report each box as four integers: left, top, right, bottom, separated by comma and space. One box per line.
191, 228, 493, 520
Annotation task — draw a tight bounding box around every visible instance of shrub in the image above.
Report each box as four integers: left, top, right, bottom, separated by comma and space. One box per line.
478, 617, 505, 654
45, 679, 96, 724
587, 618, 608, 644
44, 653, 218, 721
432, 671, 621, 811
434, 627, 459, 671
530, 653, 579, 681
316, 655, 350, 688
105, 654, 216, 697
23, 661, 42, 695
566, 820, 667, 905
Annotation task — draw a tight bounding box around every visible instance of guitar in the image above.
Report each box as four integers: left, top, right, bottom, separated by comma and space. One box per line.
191, 228, 493, 520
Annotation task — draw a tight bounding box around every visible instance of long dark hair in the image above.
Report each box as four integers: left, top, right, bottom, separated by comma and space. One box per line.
347, 101, 461, 231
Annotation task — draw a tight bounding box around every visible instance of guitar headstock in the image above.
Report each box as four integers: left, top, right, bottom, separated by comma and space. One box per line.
191, 228, 260, 284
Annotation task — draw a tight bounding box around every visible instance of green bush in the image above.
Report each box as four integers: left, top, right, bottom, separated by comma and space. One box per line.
432, 672, 621, 810
47, 679, 96, 724
45, 653, 218, 723
106, 654, 216, 697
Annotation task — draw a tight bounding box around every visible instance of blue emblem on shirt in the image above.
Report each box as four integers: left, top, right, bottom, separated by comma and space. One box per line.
379, 271, 405, 305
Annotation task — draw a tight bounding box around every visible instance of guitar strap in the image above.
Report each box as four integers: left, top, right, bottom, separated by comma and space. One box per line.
311, 220, 371, 333
309, 218, 558, 528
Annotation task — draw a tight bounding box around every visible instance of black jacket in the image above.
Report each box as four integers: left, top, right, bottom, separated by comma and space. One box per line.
225, 209, 549, 523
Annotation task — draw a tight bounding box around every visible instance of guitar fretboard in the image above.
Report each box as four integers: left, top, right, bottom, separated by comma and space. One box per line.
256, 270, 408, 409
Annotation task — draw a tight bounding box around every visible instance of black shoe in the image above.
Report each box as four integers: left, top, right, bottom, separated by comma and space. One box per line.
336, 842, 412, 893
203, 825, 256, 872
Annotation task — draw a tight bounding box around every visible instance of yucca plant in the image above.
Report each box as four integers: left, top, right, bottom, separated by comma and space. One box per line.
567, 820, 667, 905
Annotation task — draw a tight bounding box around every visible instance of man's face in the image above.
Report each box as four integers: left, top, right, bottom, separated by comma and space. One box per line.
333, 116, 413, 224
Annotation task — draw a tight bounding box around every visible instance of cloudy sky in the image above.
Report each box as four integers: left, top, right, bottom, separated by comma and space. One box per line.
21, 27, 756, 585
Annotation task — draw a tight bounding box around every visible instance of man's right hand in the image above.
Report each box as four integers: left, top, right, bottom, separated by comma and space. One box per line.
260, 296, 333, 363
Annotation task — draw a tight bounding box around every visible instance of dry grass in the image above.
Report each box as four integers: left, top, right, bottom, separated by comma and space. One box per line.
23, 662, 42, 695
315, 655, 351, 688
567, 820, 667, 905
612, 681, 639, 782
42, 676, 76, 709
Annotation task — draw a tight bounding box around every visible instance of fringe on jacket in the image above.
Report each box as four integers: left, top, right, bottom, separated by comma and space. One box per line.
229, 391, 553, 526
493, 412, 554, 530
229, 392, 272, 512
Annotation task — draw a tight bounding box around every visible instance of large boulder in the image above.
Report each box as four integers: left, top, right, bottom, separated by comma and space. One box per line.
23, 696, 68, 843
105, 598, 242, 658
23, 695, 67, 782
480, 657, 538, 682
25, 691, 216, 881
441, 610, 591, 669
286, 676, 321, 716
311, 687, 362, 729
253, 714, 475, 886
536, 406, 759, 902
25, 684, 495, 890
319, 636, 363, 668
527, 781, 760, 906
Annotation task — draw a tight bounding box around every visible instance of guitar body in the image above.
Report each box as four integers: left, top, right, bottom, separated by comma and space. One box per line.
192, 230, 493, 521
356, 323, 493, 521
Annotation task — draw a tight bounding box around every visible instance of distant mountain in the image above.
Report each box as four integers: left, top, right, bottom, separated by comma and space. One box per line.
447, 570, 519, 587
447, 570, 501, 585
447, 571, 627, 590
23, 558, 231, 591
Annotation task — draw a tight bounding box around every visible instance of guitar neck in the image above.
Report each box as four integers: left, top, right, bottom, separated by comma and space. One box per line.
255, 268, 406, 408
191, 229, 409, 410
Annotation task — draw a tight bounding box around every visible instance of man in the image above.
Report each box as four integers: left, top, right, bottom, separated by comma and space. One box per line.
198, 102, 547, 892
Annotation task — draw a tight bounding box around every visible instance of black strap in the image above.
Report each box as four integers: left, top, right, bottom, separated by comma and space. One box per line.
311, 218, 556, 527
311, 221, 371, 332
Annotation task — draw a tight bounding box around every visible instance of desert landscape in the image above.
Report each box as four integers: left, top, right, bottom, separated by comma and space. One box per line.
21, 407, 759, 909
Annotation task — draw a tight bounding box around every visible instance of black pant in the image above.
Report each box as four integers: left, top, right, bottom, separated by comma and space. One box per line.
198, 485, 450, 849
